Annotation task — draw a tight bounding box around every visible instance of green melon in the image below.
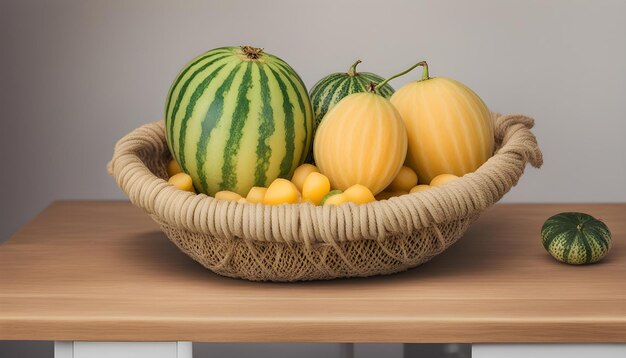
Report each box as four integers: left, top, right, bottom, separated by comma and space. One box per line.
541, 212, 612, 264
310, 60, 394, 129
164, 46, 313, 196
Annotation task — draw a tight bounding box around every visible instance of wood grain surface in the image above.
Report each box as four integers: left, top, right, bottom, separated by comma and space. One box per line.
0, 201, 624, 342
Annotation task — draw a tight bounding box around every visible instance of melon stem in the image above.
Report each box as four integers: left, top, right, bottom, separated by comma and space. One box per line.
347, 60, 362, 76
241, 46, 264, 60
374, 61, 429, 92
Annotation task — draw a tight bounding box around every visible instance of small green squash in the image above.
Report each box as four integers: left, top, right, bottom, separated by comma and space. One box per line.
541, 212, 612, 264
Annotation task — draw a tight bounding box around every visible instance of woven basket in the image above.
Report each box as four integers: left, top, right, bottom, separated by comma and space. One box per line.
108, 113, 542, 281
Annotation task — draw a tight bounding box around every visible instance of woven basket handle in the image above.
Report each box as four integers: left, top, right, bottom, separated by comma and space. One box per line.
107, 121, 175, 215
419, 113, 544, 219
398, 113, 544, 227
493, 113, 543, 168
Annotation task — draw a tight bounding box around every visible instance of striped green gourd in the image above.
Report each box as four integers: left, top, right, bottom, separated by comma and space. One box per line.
310, 60, 394, 128
164, 46, 313, 196
541, 212, 612, 264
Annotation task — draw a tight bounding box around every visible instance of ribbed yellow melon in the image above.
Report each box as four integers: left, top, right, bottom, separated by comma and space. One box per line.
313, 92, 407, 195
390, 62, 494, 183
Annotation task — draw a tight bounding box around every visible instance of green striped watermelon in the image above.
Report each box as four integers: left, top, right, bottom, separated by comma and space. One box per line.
164, 46, 313, 196
541, 212, 612, 264
310, 60, 394, 128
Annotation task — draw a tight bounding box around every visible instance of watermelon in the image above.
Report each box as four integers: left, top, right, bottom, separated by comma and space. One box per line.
164, 46, 313, 196
310, 60, 394, 129
541, 212, 612, 264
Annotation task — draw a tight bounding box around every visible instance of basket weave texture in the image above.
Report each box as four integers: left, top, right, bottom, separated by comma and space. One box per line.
108, 114, 542, 281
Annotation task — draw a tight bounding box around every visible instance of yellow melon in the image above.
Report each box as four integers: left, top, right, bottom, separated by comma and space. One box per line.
390, 62, 494, 183
313, 92, 407, 195
430, 173, 459, 187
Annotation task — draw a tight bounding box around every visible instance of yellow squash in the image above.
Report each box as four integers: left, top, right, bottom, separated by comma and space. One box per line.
390, 62, 494, 183
313, 92, 408, 195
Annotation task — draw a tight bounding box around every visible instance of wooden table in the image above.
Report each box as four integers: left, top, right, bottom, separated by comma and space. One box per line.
1, 201, 625, 358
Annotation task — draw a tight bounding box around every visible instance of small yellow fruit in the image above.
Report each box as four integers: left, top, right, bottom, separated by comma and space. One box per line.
263, 178, 300, 205
215, 191, 243, 201
320, 190, 343, 205
410, 184, 431, 193
166, 159, 183, 177
343, 184, 375, 204
246, 187, 267, 204
375, 191, 408, 201
430, 174, 459, 187
323, 193, 348, 206
291, 164, 319, 192
387, 166, 418, 192
302, 172, 331, 205
168, 173, 195, 193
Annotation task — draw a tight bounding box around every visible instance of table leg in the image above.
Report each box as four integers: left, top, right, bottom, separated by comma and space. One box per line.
54, 341, 192, 358
404, 343, 470, 357
339, 343, 354, 358
472, 343, 626, 358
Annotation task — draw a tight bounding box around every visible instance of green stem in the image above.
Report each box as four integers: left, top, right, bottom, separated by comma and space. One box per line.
347, 59, 362, 76
374, 61, 429, 92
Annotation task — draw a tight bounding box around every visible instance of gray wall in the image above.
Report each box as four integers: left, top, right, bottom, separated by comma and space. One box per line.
2, 0, 626, 243
1, 0, 625, 357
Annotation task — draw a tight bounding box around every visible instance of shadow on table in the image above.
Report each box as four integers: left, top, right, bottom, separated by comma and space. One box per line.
120, 211, 510, 289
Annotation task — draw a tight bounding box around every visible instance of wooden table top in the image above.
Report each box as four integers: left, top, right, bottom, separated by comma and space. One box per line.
0, 201, 624, 343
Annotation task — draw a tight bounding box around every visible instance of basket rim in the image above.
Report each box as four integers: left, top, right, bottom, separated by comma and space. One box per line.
108, 113, 542, 245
